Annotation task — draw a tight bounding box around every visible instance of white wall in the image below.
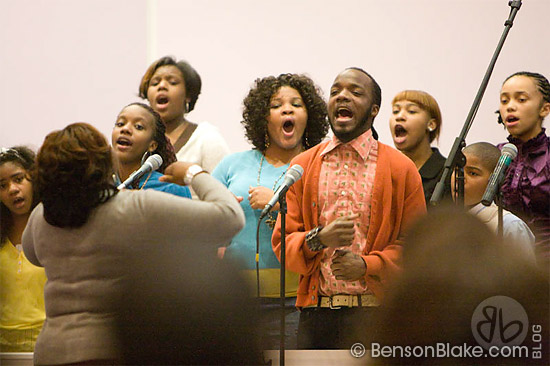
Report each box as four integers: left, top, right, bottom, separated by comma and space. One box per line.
0, 0, 148, 150
2, 0, 549, 158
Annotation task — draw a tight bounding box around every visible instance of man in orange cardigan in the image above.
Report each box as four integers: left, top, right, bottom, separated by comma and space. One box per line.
272, 68, 426, 349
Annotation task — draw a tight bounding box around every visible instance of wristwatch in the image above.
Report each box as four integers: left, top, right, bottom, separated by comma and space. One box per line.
184, 164, 206, 185
306, 226, 326, 252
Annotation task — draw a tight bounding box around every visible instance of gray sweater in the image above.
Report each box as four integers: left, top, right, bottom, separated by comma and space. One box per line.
22, 174, 244, 365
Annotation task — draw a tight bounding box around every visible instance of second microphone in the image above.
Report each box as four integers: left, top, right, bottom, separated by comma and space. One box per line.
259, 164, 304, 219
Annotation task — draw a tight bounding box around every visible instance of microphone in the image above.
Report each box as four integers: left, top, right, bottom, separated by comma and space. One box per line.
259, 164, 304, 219
117, 154, 163, 190
481, 143, 517, 206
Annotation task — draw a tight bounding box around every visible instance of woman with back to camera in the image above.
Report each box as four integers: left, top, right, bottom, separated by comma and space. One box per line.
21, 122, 244, 365
389, 90, 451, 206
139, 56, 230, 176
497, 71, 550, 267
112, 102, 191, 198
0, 146, 46, 352
212, 73, 329, 349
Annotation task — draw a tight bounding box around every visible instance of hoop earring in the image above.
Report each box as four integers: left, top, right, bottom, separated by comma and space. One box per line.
141, 151, 151, 165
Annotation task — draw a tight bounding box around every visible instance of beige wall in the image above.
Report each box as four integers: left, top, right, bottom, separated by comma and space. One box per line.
2, 0, 549, 157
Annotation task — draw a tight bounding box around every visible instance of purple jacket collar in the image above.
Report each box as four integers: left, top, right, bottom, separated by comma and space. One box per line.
506, 128, 549, 174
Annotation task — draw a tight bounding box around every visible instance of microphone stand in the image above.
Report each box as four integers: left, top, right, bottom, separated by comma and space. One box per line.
453, 161, 465, 207
430, 0, 523, 207
496, 190, 504, 243
278, 194, 287, 366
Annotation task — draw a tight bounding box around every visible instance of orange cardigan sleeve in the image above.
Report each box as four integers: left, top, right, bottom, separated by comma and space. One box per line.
271, 146, 325, 276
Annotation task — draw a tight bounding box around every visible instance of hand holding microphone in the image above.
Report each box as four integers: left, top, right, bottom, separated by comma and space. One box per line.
248, 186, 276, 210
481, 143, 518, 206
117, 154, 163, 190
259, 164, 304, 219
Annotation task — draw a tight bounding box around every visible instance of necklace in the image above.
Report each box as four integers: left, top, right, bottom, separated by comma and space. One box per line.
257, 154, 288, 229
138, 171, 153, 190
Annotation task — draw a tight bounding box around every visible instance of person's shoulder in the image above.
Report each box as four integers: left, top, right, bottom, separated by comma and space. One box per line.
502, 209, 535, 243
103, 190, 187, 228
225, 149, 256, 160
502, 208, 527, 225
26, 203, 44, 225
378, 141, 416, 169
377, 140, 401, 157
117, 188, 185, 209
116, 187, 165, 201
161, 185, 192, 198
101, 190, 131, 209
501, 207, 533, 229
194, 121, 223, 135
142, 172, 190, 197
213, 150, 260, 182
292, 141, 329, 165
431, 147, 447, 164
217, 150, 257, 167
192, 122, 229, 147
30, 202, 44, 216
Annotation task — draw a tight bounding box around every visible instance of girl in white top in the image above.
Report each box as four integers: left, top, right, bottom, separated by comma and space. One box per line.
139, 56, 230, 176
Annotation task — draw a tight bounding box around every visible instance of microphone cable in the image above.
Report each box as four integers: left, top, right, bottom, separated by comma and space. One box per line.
255, 217, 262, 298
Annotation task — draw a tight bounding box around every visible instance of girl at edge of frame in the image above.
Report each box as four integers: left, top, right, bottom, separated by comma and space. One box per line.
0, 146, 46, 352
497, 71, 550, 268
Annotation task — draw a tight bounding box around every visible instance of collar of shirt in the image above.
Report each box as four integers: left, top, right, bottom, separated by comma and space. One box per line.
470, 202, 488, 216
507, 128, 548, 156
419, 147, 446, 179
507, 128, 549, 174
320, 129, 375, 161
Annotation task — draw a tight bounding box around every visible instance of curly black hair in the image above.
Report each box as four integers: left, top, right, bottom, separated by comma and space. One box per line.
122, 103, 177, 173
0, 146, 38, 245
241, 73, 329, 151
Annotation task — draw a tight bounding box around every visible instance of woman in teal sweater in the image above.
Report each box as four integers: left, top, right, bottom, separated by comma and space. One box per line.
213, 73, 328, 349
